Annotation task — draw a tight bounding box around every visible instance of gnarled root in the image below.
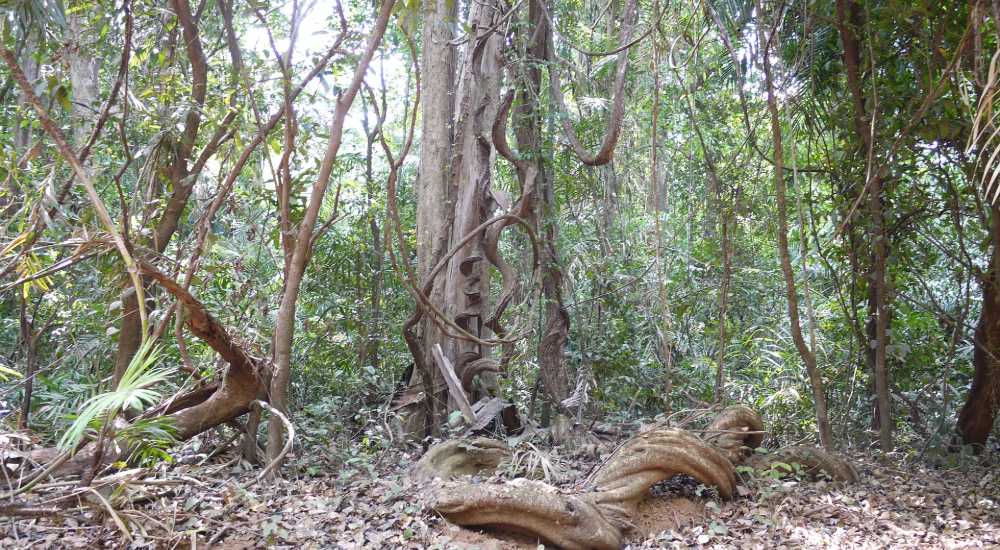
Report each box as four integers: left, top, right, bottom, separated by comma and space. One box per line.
430, 479, 624, 550
703, 405, 765, 464
586, 427, 736, 529
427, 405, 858, 549
590, 428, 736, 500
430, 428, 736, 547
746, 445, 859, 482
412, 437, 511, 481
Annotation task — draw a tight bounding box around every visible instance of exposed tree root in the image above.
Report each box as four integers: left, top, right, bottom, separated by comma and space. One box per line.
412, 438, 511, 481
430, 479, 624, 550
746, 445, 860, 482
702, 405, 765, 463
427, 406, 858, 549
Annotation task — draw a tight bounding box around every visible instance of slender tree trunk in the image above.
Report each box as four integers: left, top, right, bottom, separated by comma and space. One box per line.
869, 168, 892, 450
362, 102, 384, 373
266, 0, 395, 470
13, 30, 38, 153
758, 5, 834, 450
673, 56, 732, 404
522, 0, 574, 439
18, 293, 37, 430
647, 37, 673, 404
4, 28, 40, 217
835, 0, 892, 449
715, 216, 731, 402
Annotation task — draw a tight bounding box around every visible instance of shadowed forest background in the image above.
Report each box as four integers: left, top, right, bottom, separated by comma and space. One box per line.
0, 0, 998, 547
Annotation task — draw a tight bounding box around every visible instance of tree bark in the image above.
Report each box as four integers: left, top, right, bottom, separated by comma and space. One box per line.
957, 204, 1000, 447
835, 0, 892, 450
758, 4, 834, 450
266, 0, 395, 470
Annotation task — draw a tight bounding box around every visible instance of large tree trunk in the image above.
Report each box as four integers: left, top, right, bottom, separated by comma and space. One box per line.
957, 204, 1000, 447
440, 0, 503, 392
408, 0, 457, 436
401, 0, 503, 437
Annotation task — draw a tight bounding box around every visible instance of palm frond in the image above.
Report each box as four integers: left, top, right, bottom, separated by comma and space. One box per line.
58, 339, 169, 452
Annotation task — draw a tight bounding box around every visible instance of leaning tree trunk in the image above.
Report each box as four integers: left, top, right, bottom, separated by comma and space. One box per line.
758, 3, 834, 450
957, 203, 1000, 447
113, 0, 208, 385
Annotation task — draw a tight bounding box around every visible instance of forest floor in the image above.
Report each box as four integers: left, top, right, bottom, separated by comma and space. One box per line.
2, 431, 999, 549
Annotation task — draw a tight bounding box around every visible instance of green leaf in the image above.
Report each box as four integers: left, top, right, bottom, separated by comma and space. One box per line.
58, 339, 169, 452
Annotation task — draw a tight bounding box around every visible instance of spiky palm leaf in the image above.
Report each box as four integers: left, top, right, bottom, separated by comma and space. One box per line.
967, 49, 1000, 204
58, 339, 170, 452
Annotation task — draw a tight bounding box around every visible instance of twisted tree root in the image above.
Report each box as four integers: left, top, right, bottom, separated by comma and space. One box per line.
426, 405, 857, 549
412, 437, 511, 482
586, 428, 736, 530
428, 427, 734, 548
702, 405, 765, 464
430, 479, 624, 550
